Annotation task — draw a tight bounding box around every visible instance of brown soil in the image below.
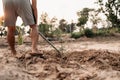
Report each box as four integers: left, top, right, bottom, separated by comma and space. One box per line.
0, 36, 120, 80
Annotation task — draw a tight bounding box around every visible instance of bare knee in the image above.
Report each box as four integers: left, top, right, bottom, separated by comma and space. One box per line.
30, 24, 37, 29
30, 24, 38, 33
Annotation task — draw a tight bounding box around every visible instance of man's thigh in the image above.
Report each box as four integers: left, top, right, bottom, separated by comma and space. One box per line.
17, 0, 36, 26
2, 0, 17, 26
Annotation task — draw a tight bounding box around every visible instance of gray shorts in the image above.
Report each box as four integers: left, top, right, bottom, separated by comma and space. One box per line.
2, 0, 36, 26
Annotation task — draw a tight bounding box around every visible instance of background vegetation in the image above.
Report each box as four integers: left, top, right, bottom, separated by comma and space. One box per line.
0, 0, 120, 40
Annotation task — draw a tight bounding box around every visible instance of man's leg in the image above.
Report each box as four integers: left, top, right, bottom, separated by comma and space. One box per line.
30, 24, 39, 53
7, 26, 16, 55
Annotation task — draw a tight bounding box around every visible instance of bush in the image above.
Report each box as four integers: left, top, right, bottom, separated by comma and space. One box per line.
71, 32, 84, 39
49, 28, 62, 39
38, 23, 51, 37
96, 29, 108, 36
111, 27, 120, 33
96, 27, 118, 36
16, 26, 24, 45
117, 28, 120, 33
84, 28, 94, 38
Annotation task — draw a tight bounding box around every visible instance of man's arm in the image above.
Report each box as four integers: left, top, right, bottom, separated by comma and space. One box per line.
31, 0, 38, 24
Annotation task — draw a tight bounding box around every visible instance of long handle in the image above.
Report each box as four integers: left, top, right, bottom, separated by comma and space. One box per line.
39, 32, 62, 57
30, 3, 61, 57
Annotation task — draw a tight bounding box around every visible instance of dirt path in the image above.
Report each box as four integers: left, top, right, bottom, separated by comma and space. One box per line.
37, 37, 120, 53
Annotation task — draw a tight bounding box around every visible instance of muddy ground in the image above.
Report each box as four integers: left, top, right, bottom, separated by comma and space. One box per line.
0, 36, 120, 80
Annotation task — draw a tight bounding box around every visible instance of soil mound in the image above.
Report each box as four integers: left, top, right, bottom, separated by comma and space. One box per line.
67, 50, 120, 71
0, 49, 119, 80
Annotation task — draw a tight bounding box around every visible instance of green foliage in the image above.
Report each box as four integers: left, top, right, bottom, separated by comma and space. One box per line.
66, 23, 75, 33
18, 33, 23, 45
51, 28, 62, 39
95, 27, 120, 36
59, 19, 67, 32
84, 28, 94, 38
77, 8, 92, 17
77, 16, 88, 27
96, 28, 110, 36
117, 28, 120, 33
77, 8, 93, 27
109, 27, 120, 34
96, 0, 120, 27
71, 27, 120, 39
71, 32, 84, 39
16, 26, 23, 45
107, 13, 119, 27
38, 23, 51, 37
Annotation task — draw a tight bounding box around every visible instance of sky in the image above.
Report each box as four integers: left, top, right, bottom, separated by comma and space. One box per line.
37, 0, 97, 23
0, 0, 4, 16
0, 0, 97, 25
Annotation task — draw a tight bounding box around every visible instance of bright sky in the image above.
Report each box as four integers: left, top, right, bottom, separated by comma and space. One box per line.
0, 0, 4, 17
37, 0, 97, 22
0, 0, 97, 25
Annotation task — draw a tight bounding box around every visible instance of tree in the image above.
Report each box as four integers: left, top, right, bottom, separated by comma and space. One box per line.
58, 19, 67, 32
89, 10, 101, 31
77, 8, 94, 30
66, 21, 75, 33
50, 17, 58, 31
96, 0, 120, 27
39, 12, 51, 37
